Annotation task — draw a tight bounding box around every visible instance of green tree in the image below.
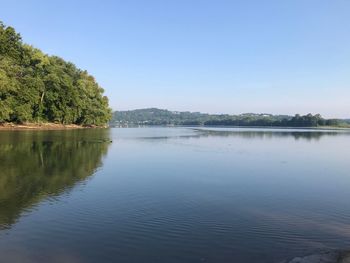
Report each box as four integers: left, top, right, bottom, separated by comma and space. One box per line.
0, 21, 111, 125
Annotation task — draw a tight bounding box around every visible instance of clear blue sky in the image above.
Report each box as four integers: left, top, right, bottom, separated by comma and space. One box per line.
1, 0, 349, 118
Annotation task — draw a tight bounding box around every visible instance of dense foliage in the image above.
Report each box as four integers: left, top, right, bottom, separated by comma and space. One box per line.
0, 22, 111, 125
111, 108, 348, 127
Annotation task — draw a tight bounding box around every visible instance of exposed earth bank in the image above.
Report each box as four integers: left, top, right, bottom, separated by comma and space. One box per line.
0, 122, 108, 130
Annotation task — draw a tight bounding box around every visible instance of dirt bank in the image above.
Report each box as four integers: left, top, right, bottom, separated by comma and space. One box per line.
0, 122, 107, 130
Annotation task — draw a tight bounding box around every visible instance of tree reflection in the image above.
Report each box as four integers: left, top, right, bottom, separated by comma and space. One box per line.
193, 129, 348, 141
0, 129, 111, 229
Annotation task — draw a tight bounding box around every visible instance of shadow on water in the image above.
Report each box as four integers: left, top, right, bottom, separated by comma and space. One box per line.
0, 129, 112, 230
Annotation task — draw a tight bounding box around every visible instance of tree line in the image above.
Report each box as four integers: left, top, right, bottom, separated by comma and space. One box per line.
204, 113, 344, 127
0, 22, 111, 125
111, 108, 348, 127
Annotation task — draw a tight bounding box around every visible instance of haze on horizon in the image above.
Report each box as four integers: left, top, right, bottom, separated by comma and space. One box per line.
1, 0, 349, 118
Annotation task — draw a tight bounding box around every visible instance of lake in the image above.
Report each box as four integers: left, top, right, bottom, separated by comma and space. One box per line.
0, 127, 349, 263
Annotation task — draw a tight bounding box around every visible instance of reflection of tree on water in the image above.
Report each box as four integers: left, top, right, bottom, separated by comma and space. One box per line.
193, 129, 348, 141
131, 128, 349, 142
0, 129, 111, 229
136, 129, 348, 142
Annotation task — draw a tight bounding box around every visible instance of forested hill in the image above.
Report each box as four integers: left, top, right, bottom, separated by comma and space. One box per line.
111, 108, 349, 127
0, 22, 111, 125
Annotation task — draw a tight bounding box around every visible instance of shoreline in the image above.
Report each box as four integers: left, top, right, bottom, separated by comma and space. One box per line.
111, 124, 350, 131
0, 122, 108, 130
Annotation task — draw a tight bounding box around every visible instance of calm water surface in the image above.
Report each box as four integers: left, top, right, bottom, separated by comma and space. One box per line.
0, 127, 350, 263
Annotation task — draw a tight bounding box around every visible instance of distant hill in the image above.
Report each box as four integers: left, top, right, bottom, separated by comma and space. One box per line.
111, 108, 290, 126
111, 108, 216, 126
110, 108, 348, 127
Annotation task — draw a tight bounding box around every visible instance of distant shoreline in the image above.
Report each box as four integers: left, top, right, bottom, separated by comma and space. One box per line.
111, 124, 350, 131
112, 108, 350, 129
0, 123, 108, 130
195, 125, 350, 130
